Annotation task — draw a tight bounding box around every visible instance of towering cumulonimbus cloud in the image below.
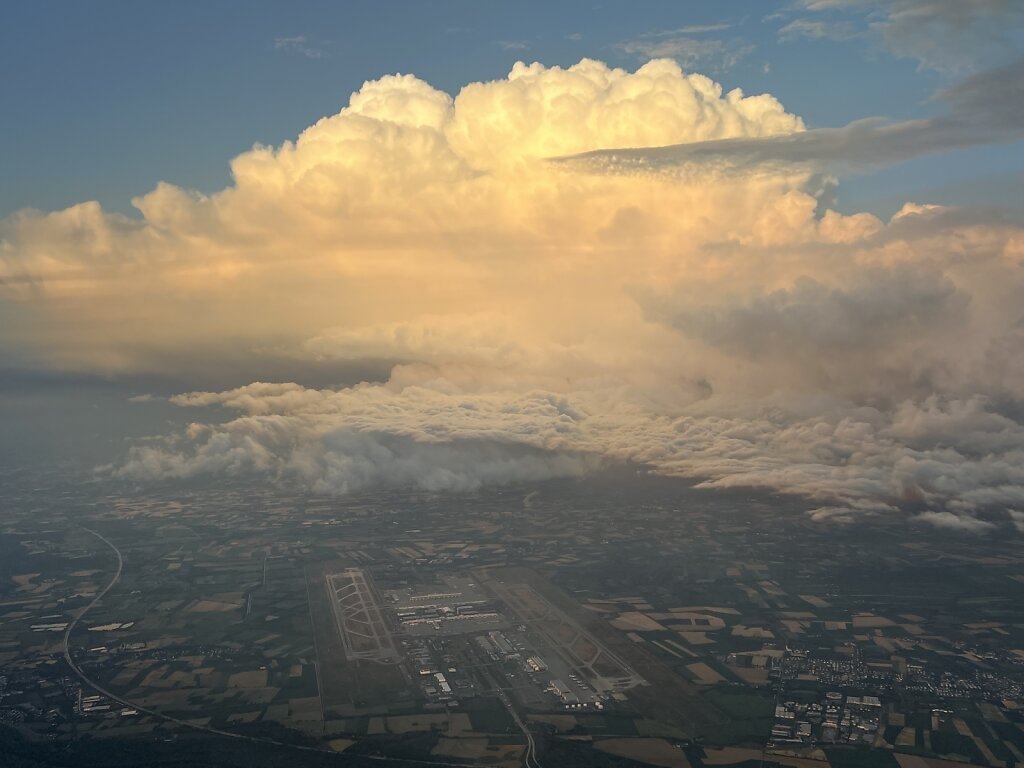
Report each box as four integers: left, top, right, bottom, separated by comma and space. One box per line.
2, 58, 1023, 532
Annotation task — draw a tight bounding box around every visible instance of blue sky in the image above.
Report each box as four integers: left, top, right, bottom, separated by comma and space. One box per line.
2, 0, 1020, 220
3, 2, 1024, 528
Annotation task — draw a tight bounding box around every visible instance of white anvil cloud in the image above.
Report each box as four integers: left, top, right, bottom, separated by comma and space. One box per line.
2, 58, 1023, 532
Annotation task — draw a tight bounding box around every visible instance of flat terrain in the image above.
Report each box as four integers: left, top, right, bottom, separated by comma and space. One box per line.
0, 469, 1021, 766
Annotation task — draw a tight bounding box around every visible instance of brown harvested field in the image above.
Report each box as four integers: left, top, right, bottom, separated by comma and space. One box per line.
895, 755, 991, 768
874, 637, 897, 653
1007, 741, 1024, 761
852, 614, 896, 628
328, 739, 355, 752
730, 667, 769, 684
196, 670, 225, 687
89, 722, 159, 738
126, 689, 203, 709
612, 612, 668, 632
431, 738, 490, 759
952, 717, 973, 736
110, 660, 155, 688
670, 606, 740, 615
979, 702, 1008, 721
686, 662, 725, 685
896, 726, 917, 746
529, 714, 578, 731
677, 631, 713, 645
289, 696, 322, 714
799, 595, 831, 608
594, 737, 691, 767
667, 613, 726, 629
165, 670, 197, 687
386, 713, 473, 735
140, 668, 168, 688
227, 669, 269, 688
232, 687, 280, 706
758, 581, 786, 596
972, 736, 1000, 766
264, 703, 289, 722
438, 741, 524, 765
324, 719, 354, 734
189, 599, 240, 613
702, 747, 830, 767
731, 625, 774, 638
227, 711, 261, 724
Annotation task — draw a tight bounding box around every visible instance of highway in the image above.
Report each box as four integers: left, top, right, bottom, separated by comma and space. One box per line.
466, 644, 543, 768
503, 690, 542, 768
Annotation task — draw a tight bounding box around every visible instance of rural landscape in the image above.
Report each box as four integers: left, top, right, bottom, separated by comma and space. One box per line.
2, 467, 1023, 767
4, 2, 1024, 767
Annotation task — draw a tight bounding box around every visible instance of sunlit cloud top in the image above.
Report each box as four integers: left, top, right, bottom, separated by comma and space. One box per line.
3, 1, 1024, 533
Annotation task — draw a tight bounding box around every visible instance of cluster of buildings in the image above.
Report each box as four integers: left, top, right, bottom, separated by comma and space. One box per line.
0, 674, 21, 725
776, 644, 1024, 710
0, 675, 138, 729
386, 580, 504, 636
777, 647, 892, 692
395, 593, 495, 626
406, 638, 476, 708
0, 672, 74, 729
474, 630, 518, 661
74, 689, 137, 719
540, 671, 604, 710
900, 664, 1024, 702
775, 636, 1024, 708
771, 691, 881, 746
474, 628, 605, 710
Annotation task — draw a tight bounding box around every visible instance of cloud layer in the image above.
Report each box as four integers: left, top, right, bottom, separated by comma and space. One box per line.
3, 58, 1024, 532
559, 57, 1024, 171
